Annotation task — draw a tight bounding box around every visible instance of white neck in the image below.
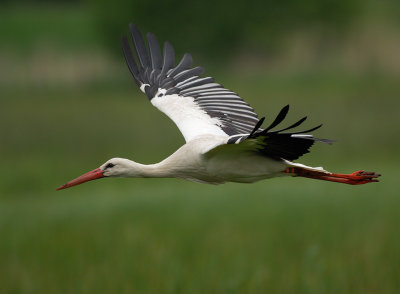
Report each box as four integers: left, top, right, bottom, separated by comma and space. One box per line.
124, 160, 175, 178
107, 148, 194, 179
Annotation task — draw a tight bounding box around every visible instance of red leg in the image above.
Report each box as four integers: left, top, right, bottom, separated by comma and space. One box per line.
284, 167, 381, 185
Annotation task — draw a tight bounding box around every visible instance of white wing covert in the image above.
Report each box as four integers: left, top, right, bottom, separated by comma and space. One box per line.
122, 24, 260, 142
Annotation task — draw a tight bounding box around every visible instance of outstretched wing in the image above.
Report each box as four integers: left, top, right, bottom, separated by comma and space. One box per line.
206, 105, 334, 161
122, 24, 260, 142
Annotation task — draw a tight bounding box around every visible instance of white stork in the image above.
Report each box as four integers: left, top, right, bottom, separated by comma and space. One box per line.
56, 24, 380, 190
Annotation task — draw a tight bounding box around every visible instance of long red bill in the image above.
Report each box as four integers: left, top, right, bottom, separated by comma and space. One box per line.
56, 168, 104, 190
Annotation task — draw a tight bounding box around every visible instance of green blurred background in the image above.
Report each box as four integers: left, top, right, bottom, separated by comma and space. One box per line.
1, 0, 399, 293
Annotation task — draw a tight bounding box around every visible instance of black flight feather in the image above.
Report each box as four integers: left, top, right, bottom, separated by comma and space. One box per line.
129, 23, 150, 69
160, 77, 176, 89
226, 105, 333, 161
248, 117, 265, 138
270, 116, 307, 133
263, 105, 289, 132
121, 36, 141, 86
289, 124, 322, 134
179, 77, 215, 91
174, 67, 205, 84
147, 32, 162, 70
168, 53, 193, 77
255, 134, 316, 161
159, 41, 175, 80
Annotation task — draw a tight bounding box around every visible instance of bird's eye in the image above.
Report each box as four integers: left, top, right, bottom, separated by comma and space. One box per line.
105, 163, 115, 169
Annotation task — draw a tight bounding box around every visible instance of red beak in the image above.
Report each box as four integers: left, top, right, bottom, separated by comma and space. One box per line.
56, 168, 104, 190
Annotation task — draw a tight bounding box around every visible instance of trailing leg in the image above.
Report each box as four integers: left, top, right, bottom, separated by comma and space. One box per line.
284, 167, 380, 185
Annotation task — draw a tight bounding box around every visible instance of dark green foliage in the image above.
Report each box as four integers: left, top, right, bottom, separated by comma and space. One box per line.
88, 0, 363, 59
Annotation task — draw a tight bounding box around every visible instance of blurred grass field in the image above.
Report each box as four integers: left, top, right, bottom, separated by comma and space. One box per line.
1, 3, 400, 294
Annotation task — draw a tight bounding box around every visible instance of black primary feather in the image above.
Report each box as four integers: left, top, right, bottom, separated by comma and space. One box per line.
270, 116, 307, 133
227, 105, 333, 161
147, 32, 162, 70
263, 104, 289, 132
159, 41, 175, 80
168, 53, 193, 77
129, 24, 150, 69
121, 36, 140, 86
179, 77, 215, 91
174, 67, 205, 84
248, 117, 265, 138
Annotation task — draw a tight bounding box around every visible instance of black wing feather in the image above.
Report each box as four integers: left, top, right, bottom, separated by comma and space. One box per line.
129, 24, 150, 69
178, 77, 215, 90
289, 124, 323, 134
121, 36, 141, 86
227, 105, 333, 161
147, 32, 162, 70
270, 116, 307, 133
248, 117, 265, 137
168, 53, 193, 77
263, 104, 289, 132
174, 67, 205, 83
159, 41, 175, 80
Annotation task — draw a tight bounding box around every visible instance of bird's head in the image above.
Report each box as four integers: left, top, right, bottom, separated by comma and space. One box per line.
56, 158, 136, 190
101, 158, 136, 177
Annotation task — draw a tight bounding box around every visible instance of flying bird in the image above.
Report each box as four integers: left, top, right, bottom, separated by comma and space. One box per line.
56, 24, 380, 190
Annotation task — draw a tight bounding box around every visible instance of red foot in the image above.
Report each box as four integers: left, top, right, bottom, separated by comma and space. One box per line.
329, 170, 381, 185
285, 168, 381, 185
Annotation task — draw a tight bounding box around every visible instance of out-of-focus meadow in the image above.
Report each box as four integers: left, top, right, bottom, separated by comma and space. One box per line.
1, 0, 399, 293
